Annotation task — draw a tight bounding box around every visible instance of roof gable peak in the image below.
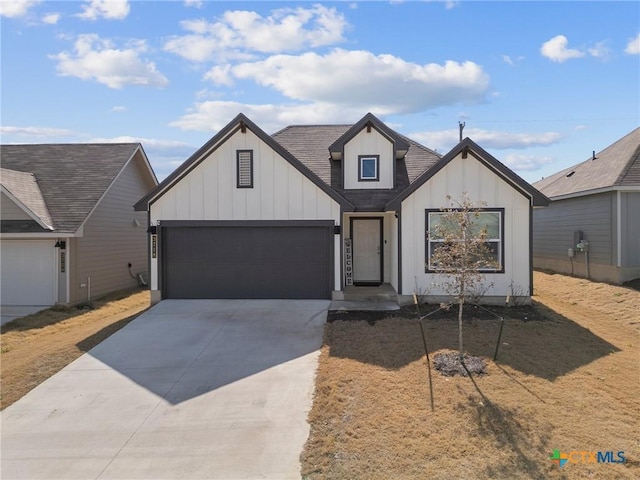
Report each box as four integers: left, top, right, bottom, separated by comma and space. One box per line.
328, 113, 410, 160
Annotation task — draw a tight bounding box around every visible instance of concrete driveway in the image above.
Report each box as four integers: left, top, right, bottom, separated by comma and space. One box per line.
1, 299, 328, 479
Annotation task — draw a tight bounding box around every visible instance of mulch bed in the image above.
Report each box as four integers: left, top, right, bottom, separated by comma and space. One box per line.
433, 351, 487, 376
327, 303, 540, 324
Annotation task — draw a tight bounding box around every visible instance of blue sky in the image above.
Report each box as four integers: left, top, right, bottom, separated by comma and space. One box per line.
1, 0, 638, 183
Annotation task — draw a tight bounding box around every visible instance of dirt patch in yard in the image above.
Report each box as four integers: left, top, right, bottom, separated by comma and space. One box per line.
1, 288, 150, 410
302, 271, 639, 479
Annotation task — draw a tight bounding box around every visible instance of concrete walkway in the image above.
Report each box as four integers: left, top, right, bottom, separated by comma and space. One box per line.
1, 299, 328, 479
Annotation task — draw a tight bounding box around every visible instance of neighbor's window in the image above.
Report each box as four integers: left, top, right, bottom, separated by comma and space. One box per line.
236, 150, 253, 188
358, 155, 379, 181
426, 209, 504, 272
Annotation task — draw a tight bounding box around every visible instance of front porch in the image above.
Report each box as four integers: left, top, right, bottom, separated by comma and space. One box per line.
330, 283, 400, 311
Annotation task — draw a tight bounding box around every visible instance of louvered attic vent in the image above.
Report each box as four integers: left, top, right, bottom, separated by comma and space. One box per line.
237, 150, 253, 188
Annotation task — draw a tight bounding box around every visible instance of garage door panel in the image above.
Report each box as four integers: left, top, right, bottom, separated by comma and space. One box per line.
1, 240, 56, 306
162, 224, 332, 299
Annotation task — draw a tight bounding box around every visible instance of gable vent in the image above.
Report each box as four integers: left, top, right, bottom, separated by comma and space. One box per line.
237, 150, 253, 188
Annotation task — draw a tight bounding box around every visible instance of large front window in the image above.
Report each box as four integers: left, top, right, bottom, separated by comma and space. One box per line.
426, 209, 504, 272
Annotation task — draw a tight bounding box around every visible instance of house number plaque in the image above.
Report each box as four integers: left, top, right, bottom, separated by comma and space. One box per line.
151, 235, 157, 259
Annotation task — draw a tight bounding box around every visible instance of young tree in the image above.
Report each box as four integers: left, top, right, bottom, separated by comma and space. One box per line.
427, 193, 499, 362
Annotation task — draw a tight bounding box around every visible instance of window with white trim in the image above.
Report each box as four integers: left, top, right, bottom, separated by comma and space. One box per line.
236, 150, 253, 188
358, 155, 379, 181
426, 209, 504, 272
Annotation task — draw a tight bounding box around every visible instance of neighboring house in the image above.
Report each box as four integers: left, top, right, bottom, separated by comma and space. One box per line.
533, 128, 640, 284
135, 113, 548, 304
1, 144, 158, 306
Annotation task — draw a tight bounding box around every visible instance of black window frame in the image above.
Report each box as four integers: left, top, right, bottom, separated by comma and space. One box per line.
236, 149, 254, 188
425, 207, 505, 273
358, 155, 380, 182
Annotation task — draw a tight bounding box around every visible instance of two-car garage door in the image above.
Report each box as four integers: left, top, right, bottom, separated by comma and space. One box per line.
161, 222, 333, 299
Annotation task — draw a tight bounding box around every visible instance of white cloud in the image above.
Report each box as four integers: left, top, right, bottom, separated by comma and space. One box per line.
540, 35, 585, 63
164, 5, 348, 62
588, 41, 610, 60
410, 127, 564, 151
206, 49, 489, 114
184, 0, 203, 8
77, 0, 129, 20
204, 64, 234, 86
41, 12, 60, 24
110, 106, 127, 112
502, 54, 524, 66
170, 100, 372, 133
502, 154, 555, 172
0, 125, 76, 137
51, 34, 169, 89
625, 33, 640, 55
0, 0, 40, 18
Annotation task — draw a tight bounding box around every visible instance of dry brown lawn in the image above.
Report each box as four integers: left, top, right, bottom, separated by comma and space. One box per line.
1, 288, 150, 409
302, 271, 640, 479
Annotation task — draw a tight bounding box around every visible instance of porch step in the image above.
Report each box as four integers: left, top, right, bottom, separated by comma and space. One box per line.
341, 284, 398, 303
330, 300, 400, 312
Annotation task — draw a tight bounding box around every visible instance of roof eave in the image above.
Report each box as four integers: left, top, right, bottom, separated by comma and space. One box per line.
385, 138, 550, 210
328, 113, 410, 158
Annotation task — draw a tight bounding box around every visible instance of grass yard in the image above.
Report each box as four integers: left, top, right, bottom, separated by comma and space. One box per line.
1, 288, 150, 410
302, 271, 639, 479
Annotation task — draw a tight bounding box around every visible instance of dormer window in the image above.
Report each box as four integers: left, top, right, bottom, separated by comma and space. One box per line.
358, 155, 379, 182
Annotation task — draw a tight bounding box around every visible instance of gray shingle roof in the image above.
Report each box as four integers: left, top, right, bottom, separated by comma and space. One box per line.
272, 124, 350, 185
272, 123, 441, 210
533, 127, 640, 197
1, 167, 53, 228
1, 143, 141, 233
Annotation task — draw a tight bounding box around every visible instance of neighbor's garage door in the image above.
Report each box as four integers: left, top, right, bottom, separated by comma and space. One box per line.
161, 222, 333, 299
1, 240, 56, 305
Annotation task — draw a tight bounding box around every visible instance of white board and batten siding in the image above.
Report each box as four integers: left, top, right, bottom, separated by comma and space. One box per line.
343, 128, 394, 189
149, 129, 342, 291
401, 152, 531, 298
